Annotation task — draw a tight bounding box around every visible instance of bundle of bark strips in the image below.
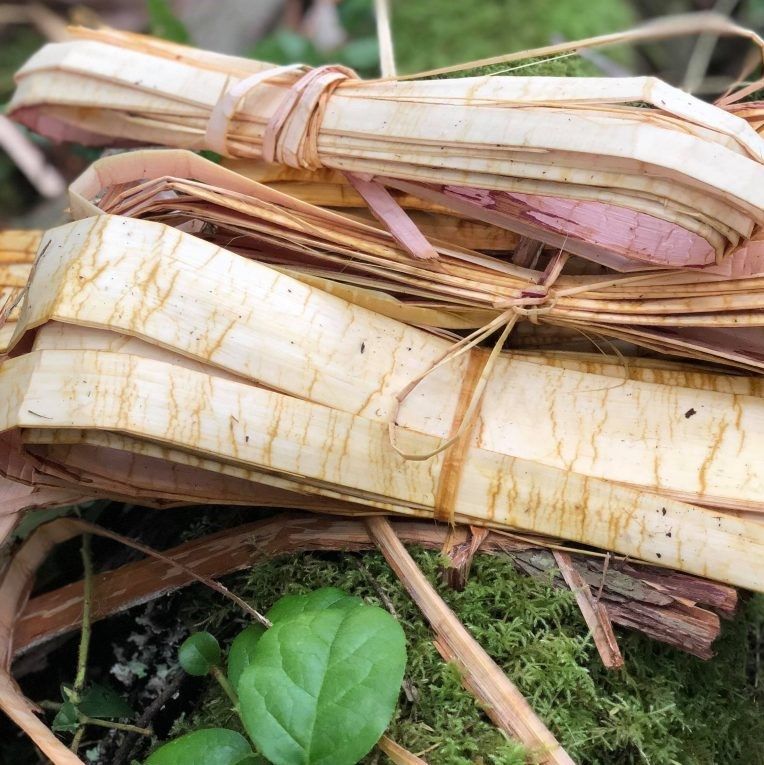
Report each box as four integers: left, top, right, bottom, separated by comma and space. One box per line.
0, 215, 761, 591
61, 149, 764, 372
9, 18, 764, 275
2, 14, 764, 765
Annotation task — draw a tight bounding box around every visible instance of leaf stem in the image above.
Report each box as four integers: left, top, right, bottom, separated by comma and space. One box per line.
42, 701, 152, 738
70, 519, 271, 628
78, 715, 152, 737
211, 665, 239, 708
70, 726, 86, 753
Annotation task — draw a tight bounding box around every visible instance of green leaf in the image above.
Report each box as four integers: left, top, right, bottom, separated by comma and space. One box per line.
179, 632, 221, 676
51, 701, 79, 733
239, 605, 406, 765
145, 0, 190, 44
266, 587, 362, 624
228, 624, 265, 691
79, 683, 135, 719
145, 729, 255, 765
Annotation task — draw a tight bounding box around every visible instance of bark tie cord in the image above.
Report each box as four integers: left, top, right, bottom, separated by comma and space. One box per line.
206, 64, 440, 261
432, 347, 490, 523
390, 252, 569, 524
205, 63, 357, 168
389, 250, 664, 466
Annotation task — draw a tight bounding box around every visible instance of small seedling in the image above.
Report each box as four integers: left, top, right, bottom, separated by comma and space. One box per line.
42, 533, 150, 749
146, 587, 406, 765
48, 683, 145, 738
178, 631, 222, 676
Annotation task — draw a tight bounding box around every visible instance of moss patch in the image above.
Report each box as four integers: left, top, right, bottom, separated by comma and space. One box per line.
389, 0, 635, 75
164, 549, 763, 765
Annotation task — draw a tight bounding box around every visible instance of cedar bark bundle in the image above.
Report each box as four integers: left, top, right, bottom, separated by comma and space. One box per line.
66, 149, 764, 372
9, 23, 764, 274
221, 160, 520, 252
3, 15, 764, 765
1, 215, 762, 592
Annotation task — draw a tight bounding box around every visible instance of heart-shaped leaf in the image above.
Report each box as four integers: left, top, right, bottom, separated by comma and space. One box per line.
239, 605, 406, 765
265, 587, 362, 625
79, 683, 134, 719
51, 701, 79, 733
179, 632, 221, 676
144, 728, 256, 765
228, 624, 265, 691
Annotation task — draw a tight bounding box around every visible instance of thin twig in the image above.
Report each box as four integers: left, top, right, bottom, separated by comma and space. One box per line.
70, 533, 93, 754
73, 534, 92, 697
353, 555, 399, 617
595, 552, 611, 606
111, 672, 185, 765
553, 550, 623, 670
69, 519, 271, 628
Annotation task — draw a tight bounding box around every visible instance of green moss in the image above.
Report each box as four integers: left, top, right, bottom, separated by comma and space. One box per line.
165, 549, 763, 765
419, 55, 602, 81
247, 0, 633, 79
388, 0, 635, 75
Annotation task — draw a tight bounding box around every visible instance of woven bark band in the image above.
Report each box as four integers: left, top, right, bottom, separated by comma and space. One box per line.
206, 63, 358, 168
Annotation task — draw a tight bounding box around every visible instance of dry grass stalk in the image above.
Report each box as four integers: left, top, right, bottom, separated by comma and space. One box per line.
378, 736, 428, 765
365, 516, 574, 765
553, 551, 623, 670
